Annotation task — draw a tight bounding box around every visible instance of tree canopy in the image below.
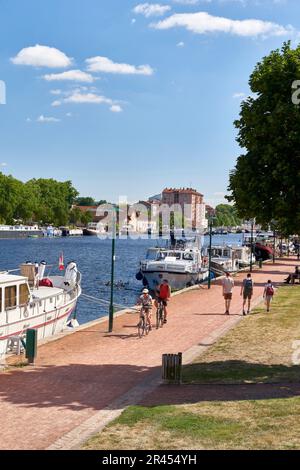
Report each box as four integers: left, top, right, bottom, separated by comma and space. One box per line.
0, 173, 97, 226
213, 204, 241, 227
228, 42, 300, 235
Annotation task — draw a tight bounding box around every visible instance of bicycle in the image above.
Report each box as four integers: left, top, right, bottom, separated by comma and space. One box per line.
138, 308, 151, 338
156, 299, 165, 329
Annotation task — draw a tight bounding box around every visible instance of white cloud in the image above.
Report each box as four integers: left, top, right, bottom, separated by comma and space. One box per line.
151, 12, 295, 38
133, 3, 171, 17
110, 105, 123, 113
37, 115, 61, 123
86, 56, 154, 75
43, 70, 95, 83
64, 92, 113, 105
50, 89, 62, 95
233, 92, 246, 99
0, 162, 7, 167
51, 100, 62, 107
11, 45, 72, 68
177, 41, 185, 47
66, 112, 72, 117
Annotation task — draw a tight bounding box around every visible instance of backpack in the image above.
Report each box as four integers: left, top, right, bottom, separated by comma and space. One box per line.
266, 285, 274, 296
244, 279, 253, 291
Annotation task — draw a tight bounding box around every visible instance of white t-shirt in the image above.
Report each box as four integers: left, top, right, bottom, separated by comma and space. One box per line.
222, 277, 234, 294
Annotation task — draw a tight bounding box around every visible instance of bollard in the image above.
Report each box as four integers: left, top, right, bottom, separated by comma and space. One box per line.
162, 352, 182, 384
25, 329, 38, 364
259, 258, 263, 268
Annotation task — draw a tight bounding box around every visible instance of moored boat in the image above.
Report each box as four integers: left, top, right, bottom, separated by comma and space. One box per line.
136, 237, 209, 291
0, 224, 44, 239
0, 261, 81, 360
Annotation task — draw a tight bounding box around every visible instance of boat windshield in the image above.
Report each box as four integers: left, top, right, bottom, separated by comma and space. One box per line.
146, 249, 161, 261
166, 252, 182, 260
183, 252, 194, 261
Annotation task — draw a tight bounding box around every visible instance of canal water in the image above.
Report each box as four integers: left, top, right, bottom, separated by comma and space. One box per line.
0, 234, 244, 324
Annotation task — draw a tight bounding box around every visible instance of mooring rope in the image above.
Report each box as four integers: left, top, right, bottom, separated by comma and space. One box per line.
81, 292, 140, 313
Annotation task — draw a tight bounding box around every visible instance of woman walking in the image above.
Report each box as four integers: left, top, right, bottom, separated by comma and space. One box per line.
263, 280, 275, 312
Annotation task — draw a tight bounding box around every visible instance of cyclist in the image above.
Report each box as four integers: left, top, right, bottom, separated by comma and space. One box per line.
156, 279, 171, 323
137, 288, 153, 330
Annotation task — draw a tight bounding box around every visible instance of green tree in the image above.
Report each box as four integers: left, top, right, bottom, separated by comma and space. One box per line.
80, 211, 93, 225
228, 42, 300, 235
75, 197, 96, 206
214, 204, 241, 227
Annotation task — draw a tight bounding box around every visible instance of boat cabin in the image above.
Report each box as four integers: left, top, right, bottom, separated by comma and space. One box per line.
0, 274, 30, 313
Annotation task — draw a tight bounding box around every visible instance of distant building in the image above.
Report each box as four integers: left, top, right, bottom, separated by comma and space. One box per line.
205, 204, 216, 219
162, 188, 207, 229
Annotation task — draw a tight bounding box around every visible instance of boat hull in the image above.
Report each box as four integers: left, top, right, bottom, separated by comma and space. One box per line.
0, 292, 80, 362
0, 230, 44, 239
141, 270, 209, 291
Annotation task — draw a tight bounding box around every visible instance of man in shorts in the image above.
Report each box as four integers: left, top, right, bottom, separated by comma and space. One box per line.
222, 272, 234, 315
156, 279, 171, 323
240, 273, 254, 316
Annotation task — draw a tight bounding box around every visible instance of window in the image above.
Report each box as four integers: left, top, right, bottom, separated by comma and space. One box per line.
5, 285, 17, 310
19, 284, 30, 305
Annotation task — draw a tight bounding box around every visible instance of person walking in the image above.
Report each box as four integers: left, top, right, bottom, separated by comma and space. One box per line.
222, 272, 234, 315
240, 273, 254, 316
263, 280, 275, 312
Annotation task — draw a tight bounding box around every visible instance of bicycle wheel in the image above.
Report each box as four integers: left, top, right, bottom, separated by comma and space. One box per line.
156, 308, 160, 329
157, 305, 164, 328
138, 318, 145, 338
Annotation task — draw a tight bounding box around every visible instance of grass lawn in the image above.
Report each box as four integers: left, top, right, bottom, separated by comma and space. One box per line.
83, 286, 300, 450
83, 398, 300, 450
183, 285, 300, 384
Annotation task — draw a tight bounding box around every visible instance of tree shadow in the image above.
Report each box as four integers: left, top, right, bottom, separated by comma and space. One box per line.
0, 363, 160, 412
182, 360, 300, 387
140, 381, 300, 406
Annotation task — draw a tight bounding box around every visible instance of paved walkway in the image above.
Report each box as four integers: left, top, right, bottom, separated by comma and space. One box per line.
0, 257, 296, 450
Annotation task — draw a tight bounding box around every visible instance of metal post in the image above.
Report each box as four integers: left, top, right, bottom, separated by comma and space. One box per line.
109, 211, 116, 333
287, 236, 290, 258
273, 229, 276, 264
208, 220, 213, 289
250, 221, 254, 273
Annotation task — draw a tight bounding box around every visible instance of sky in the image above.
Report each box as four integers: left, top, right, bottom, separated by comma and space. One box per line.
0, 0, 299, 206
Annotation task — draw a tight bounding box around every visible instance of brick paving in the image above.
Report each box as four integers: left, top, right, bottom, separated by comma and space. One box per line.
0, 257, 296, 450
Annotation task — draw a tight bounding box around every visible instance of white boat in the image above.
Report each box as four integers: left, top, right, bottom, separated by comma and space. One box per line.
204, 245, 240, 275
136, 237, 209, 291
61, 227, 83, 237
230, 245, 256, 268
0, 262, 81, 361
0, 224, 43, 239
83, 222, 107, 236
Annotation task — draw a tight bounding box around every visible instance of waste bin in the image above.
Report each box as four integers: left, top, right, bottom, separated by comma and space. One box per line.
259, 258, 263, 268
162, 353, 182, 384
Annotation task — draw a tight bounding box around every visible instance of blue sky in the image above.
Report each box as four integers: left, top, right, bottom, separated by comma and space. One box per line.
0, 0, 299, 205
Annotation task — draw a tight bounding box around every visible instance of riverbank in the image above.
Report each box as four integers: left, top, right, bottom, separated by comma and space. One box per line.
0, 257, 295, 450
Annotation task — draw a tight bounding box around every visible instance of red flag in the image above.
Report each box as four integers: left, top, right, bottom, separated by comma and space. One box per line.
59, 253, 65, 271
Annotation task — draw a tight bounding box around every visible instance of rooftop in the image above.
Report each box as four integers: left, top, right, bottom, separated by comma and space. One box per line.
163, 187, 204, 197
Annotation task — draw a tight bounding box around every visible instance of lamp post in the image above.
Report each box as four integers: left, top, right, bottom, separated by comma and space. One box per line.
250, 219, 254, 273
270, 219, 277, 264
208, 218, 214, 290
109, 208, 117, 333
